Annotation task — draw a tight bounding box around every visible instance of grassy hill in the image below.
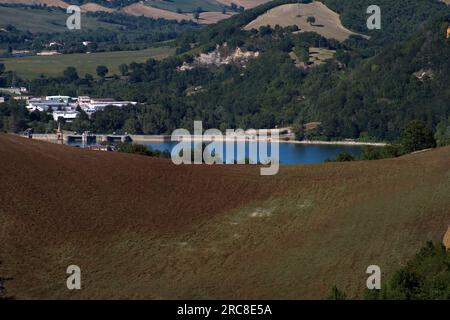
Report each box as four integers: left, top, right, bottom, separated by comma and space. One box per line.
0, 47, 175, 79
145, 0, 226, 13
144, 0, 272, 12
244, 2, 368, 42
0, 134, 448, 299
0, 0, 269, 25
0, 5, 118, 32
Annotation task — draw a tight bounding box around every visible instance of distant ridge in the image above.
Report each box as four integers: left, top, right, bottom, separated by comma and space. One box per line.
0, 0, 246, 23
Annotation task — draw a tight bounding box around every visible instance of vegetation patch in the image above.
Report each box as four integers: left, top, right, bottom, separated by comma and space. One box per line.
1, 47, 174, 79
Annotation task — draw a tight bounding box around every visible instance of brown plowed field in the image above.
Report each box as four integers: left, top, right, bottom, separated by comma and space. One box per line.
80, 3, 114, 13
1, 134, 449, 299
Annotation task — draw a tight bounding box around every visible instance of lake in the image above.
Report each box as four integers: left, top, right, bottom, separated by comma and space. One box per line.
70, 140, 365, 164
141, 141, 365, 165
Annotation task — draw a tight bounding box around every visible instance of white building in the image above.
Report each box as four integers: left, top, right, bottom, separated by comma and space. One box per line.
24, 95, 137, 119
77, 96, 137, 112
36, 51, 61, 56
77, 96, 91, 107
52, 111, 79, 122
0, 87, 28, 95
46, 95, 71, 103
88, 99, 137, 110
26, 98, 72, 112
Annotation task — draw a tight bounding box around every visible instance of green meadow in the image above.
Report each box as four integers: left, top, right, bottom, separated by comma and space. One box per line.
145, 0, 225, 13
1, 47, 175, 79
0, 6, 117, 33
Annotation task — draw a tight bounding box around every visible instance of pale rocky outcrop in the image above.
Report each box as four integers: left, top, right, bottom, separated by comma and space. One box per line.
444, 226, 450, 250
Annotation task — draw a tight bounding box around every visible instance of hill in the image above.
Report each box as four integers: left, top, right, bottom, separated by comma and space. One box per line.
0, 0, 261, 24
121, 2, 234, 24
0, 47, 174, 79
120, 3, 193, 21
144, 0, 227, 13
0, 5, 119, 32
80, 2, 113, 12
302, 18, 450, 140
0, 134, 449, 299
3, 1, 448, 141
244, 2, 368, 42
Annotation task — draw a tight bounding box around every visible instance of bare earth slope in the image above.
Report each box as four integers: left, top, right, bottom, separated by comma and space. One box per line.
245, 1, 369, 42
121, 3, 192, 21
80, 3, 114, 13
0, 134, 449, 299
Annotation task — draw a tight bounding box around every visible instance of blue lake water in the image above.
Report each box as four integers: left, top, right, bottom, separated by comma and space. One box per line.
70, 140, 365, 164
142, 141, 365, 165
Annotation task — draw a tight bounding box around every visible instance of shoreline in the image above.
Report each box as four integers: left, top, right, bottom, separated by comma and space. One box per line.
132, 135, 387, 146
282, 140, 387, 147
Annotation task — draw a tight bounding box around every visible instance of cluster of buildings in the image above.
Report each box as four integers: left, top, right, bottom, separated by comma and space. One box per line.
25, 95, 137, 122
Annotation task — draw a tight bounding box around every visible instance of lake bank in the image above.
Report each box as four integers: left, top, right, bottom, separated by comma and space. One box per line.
130, 135, 388, 146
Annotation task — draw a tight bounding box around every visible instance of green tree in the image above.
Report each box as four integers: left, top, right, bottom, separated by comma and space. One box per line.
96, 65, 109, 78
327, 286, 347, 300
334, 152, 355, 162
434, 118, 450, 147
119, 64, 129, 76
118, 143, 152, 156
193, 11, 200, 20
307, 16, 316, 25
84, 73, 94, 82
292, 119, 305, 140
63, 66, 79, 82
401, 120, 436, 153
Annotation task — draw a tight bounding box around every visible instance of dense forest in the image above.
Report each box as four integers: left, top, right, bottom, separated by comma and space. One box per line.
0, 0, 449, 143
301, 19, 450, 140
